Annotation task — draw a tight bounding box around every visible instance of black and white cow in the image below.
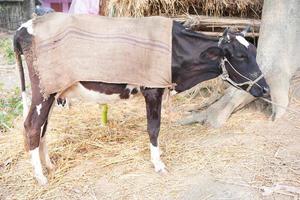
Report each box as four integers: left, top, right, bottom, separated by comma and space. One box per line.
14, 19, 269, 185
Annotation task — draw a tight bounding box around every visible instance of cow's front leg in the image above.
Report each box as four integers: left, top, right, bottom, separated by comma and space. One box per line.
24, 94, 55, 185
142, 88, 166, 173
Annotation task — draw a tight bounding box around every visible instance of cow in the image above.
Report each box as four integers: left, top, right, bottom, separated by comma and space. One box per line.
14, 19, 270, 185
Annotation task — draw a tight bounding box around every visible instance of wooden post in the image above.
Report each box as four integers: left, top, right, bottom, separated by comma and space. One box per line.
29, 0, 35, 17
23, 0, 35, 19
99, 0, 108, 16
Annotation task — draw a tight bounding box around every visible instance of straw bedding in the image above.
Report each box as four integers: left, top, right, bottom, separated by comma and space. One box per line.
0, 90, 300, 199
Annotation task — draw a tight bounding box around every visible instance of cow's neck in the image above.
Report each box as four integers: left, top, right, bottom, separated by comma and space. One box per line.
171, 21, 222, 92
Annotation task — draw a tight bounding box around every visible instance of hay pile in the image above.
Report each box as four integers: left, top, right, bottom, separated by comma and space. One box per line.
107, 0, 263, 18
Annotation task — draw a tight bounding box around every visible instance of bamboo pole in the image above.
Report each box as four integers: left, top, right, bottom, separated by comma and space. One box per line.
195, 31, 259, 37
173, 15, 260, 27
173, 15, 261, 36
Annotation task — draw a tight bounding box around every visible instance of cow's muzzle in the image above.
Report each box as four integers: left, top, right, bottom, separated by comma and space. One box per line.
262, 86, 270, 97
219, 58, 269, 97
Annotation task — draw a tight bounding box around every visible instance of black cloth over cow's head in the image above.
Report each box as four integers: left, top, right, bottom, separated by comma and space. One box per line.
215, 27, 270, 97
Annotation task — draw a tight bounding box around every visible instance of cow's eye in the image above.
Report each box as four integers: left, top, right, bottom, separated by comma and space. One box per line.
236, 53, 247, 61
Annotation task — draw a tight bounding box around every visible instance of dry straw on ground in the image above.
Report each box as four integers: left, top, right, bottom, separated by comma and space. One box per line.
1, 92, 300, 199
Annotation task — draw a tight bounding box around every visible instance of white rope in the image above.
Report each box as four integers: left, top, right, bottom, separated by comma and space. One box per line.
220, 58, 264, 91
219, 58, 300, 116
260, 97, 300, 115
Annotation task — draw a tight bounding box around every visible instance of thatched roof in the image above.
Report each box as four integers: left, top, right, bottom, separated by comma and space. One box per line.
107, 0, 263, 18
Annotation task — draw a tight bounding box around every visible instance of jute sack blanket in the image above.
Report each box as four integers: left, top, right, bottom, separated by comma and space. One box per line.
32, 12, 173, 98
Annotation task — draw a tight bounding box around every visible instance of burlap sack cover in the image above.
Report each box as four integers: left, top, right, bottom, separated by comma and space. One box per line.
32, 13, 173, 97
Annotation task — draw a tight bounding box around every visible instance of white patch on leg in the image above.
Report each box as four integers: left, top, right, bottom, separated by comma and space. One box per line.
22, 92, 29, 119
30, 147, 48, 185
39, 102, 55, 171
150, 143, 166, 173
36, 104, 42, 116
236, 36, 249, 48
18, 19, 34, 35
65, 98, 71, 109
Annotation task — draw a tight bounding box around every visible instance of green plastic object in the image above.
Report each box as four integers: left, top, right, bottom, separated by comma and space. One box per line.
101, 104, 108, 126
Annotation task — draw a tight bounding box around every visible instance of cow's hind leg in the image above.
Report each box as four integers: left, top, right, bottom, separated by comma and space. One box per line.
24, 94, 55, 185
39, 119, 55, 172
142, 88, 166, 173
39, 99, 56, 172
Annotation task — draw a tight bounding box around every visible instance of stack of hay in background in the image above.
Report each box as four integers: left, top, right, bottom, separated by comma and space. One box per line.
105, 0, 263, 18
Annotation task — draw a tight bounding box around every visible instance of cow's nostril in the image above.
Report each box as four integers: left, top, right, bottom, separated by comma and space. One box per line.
262, 87, 270, 97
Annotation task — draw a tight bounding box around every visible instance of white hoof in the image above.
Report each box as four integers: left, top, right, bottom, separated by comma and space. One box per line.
35, 174, 48, 185
150, 143, 167, 174
30, 147, 48, 185
152, 160, 167, 173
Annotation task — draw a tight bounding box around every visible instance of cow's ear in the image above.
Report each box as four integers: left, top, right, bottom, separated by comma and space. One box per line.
248, 44, 257, 57
200, 47, 224, 61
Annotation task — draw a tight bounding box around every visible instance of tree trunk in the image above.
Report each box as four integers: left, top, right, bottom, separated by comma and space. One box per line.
24, 0, 35, 19
180, 0, 300, 127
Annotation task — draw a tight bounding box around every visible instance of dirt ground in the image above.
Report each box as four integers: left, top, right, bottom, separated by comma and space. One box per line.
0, 39, 300, 200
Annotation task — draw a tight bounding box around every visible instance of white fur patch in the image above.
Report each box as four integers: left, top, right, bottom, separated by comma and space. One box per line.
60, 83, 124, 104
30, 147, 48, 185
22, 92, 29, 119
226, 34, 230, 40
250, 71, 259, 79
36, 104, 42, 116
150, 143, 166, 173
236, 36, 249, 48
40, 122, 46, 138
126, 84, 139, 94
170, 90, 178, 96
18, 20, 34, 35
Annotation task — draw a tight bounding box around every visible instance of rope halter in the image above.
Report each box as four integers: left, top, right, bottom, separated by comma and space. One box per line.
219, 57, 264, 92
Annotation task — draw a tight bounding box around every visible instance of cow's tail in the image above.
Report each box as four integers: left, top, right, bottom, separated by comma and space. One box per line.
13, 34, 29, 120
